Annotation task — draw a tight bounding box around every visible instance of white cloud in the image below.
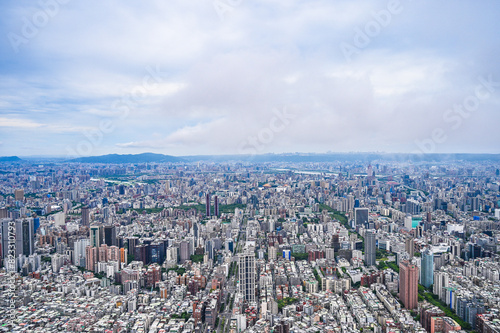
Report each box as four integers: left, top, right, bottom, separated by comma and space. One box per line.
0, 0, 499, 155
0, 117, 43, 128
0, 117, 93, 134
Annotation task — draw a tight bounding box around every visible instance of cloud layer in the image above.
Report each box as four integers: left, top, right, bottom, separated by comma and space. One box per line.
1, 0, 499, 156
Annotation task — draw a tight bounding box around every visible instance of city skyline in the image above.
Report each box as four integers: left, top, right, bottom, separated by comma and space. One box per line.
1, 1, 500, 157
1, 158, 500, 331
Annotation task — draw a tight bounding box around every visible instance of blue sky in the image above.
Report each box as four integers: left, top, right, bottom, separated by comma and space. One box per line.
0, 0, 499, 157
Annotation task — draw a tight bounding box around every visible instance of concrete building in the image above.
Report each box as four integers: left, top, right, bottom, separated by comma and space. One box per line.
399, 260, 419, 309
354, 208, 369, 228
365, 229, 376, 267
421, 248, 434, 288
238, 251, 256, 303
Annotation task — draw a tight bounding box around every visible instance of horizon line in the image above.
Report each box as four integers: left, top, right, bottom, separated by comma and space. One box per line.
4, 151, 500, 159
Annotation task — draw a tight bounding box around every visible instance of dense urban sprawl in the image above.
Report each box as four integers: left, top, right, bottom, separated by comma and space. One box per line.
1, 160, 500, 333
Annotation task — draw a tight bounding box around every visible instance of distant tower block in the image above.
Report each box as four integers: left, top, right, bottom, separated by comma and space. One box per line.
81, 206, 91, 227
15, 189, 24, 201
214, 195, 219, 217
206, 193, 211, 217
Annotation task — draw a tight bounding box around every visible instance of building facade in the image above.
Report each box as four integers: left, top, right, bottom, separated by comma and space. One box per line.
399, 260, 419, 309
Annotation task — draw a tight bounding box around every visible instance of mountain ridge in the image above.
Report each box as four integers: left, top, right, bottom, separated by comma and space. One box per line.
16, 152, 500, 164
0, 156, 23, 162
68, 153, 183, 164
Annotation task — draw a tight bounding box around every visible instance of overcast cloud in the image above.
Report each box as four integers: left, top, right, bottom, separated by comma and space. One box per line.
0, 0, 499, 157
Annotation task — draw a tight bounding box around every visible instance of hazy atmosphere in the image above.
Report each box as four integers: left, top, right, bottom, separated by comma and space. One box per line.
1, 0, 499, 157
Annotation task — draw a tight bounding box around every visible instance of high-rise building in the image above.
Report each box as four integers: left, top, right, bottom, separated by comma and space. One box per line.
19, 218, 35, 257
166, 247, 178, 263
345, 194, 355, 212
98, 244, 108, 262
365, 229, 376, 266
180, 240, 191, 263
149, 242, 163, 264
85, 246, 97, 272
51, 254, 65, 273
103, 225, 116, 246
73, 238, 90, 267
404, 215, 413, 230
238, 251, 256, 303
2, 218, 36, 260
193, 222, 199, 240
214, 195, 219, 217
268, 246, 277, 261
14, 189, 24, 201
421, 248, 434, 288
33, 217, 40, 234
403, 199, 421, 215
450, 241, 461, 258
90, 225, 101, 248
107, 245, 120, 262
326, 248, 335, 260
332, 234, 340, 252
432, 271, 450, 300
120, 247, 128, 264
206, 193, 211, 217
127, 237, 138, 257
367, 164, 373, 177
415, 225, 424, 238
81, 206, 90, 227
421, 305, 445, 332
225, 238, 234, 252
354, 208, 369, 228
1, 218, 13, 260
399, 260, 419, 309
283, 250, 291, 260
134, 244, 147, 264
405, 237, 415, 258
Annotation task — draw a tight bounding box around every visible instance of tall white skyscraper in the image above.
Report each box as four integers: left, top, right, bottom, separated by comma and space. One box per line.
326, 248, 335, 260
238, 250, 256, 303
73, 239, 90, 267
365, 229, 376, 266
404, 215, 413, 230
433, 270, 449, 301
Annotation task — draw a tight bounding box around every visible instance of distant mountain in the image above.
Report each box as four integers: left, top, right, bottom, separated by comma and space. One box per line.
0, 156, 22, 162
68, 153, 184, 164
182, 153, 500, 163
60, 152, 500, 164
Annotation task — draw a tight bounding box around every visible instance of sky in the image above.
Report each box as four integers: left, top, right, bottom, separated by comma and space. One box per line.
0, 0, 499, 158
